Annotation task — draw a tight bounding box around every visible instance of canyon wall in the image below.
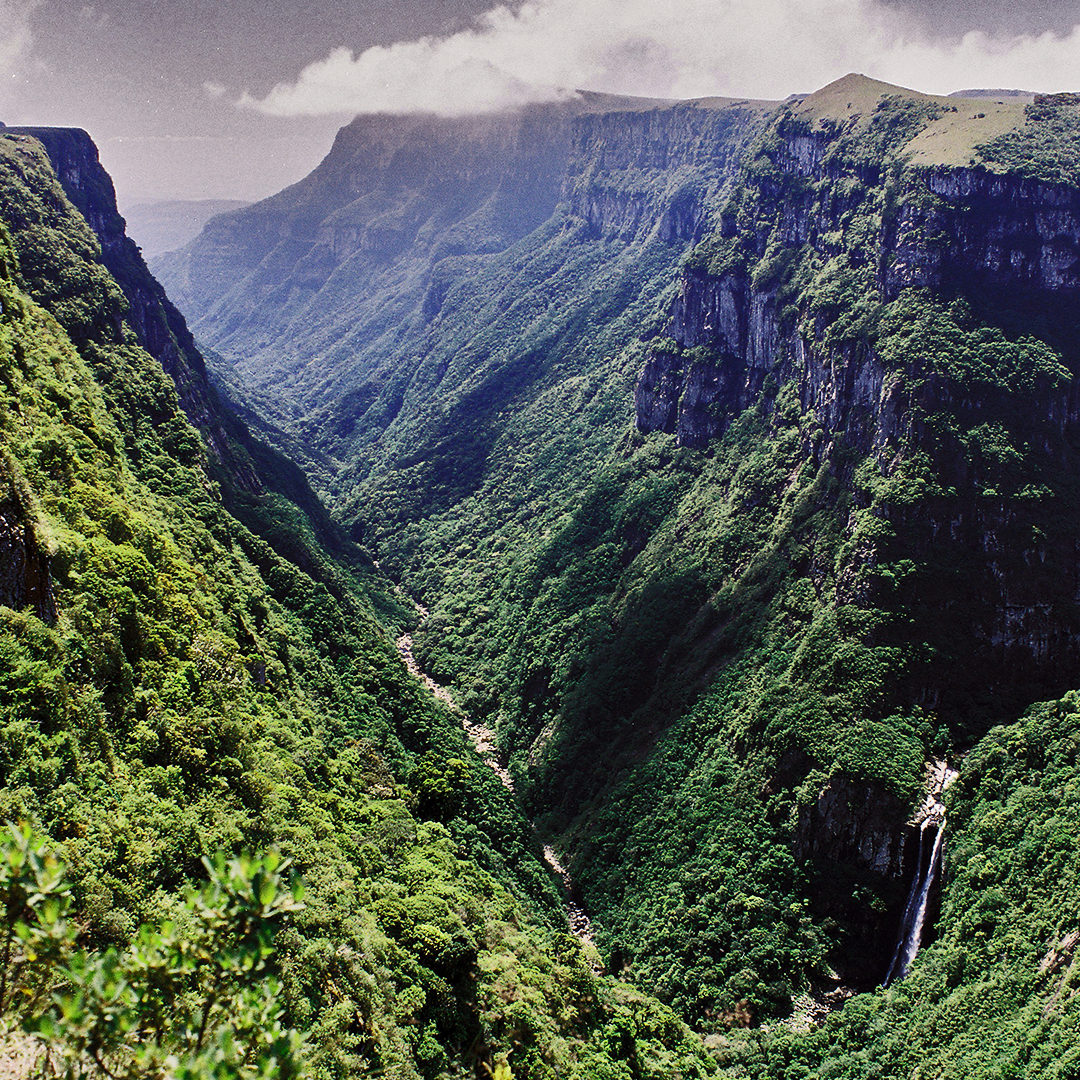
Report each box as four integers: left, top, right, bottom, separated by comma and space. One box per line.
635, 100, 1080, 724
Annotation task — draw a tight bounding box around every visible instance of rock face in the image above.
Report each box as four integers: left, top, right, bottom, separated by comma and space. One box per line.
795, 761, 956, 882
563, 100, 769, 243
796, 777, 911, 878
887, 168, 1080, 298
635, 268, 781, 448
634, 100, 1080, 721
636, 171, 1080, 450
151, 93, 772, 435
154, 104, 591, 342
793, 761, 957, 985
0, 496, 54, 622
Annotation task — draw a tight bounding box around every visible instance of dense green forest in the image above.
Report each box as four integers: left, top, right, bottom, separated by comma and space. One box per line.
6, 77, 1080, 1079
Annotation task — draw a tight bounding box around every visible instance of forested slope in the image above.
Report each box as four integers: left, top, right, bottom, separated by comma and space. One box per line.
0, 129, 727, 1079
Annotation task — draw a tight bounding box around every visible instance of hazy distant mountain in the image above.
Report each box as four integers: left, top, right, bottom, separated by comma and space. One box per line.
948, 87, 1037, 100
123, 197, 250, 259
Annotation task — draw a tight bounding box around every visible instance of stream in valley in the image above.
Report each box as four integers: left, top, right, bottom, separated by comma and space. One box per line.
396, 607, 597, 954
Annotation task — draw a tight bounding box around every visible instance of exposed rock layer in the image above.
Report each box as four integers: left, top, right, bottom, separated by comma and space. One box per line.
0, 500, 54, 622
635, 119, 1080, 717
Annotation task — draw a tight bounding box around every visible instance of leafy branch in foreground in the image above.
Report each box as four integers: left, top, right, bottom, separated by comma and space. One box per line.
0, 824, 307, 1079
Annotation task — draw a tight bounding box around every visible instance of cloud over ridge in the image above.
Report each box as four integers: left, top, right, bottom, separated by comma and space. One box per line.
239, 0, 1080, 117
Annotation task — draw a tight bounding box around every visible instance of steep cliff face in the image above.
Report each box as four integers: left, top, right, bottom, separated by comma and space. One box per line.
635, 267, 784, 447
634, 84, 1080, 726
637, 168, 1080, 450
153, 94, 772, 449
887, 167, 1080, 299
6, 126, 258, 490
155, 103, 590, 352
0, 499, 54, 622
0, 129, 382, 608
563, 99, 772, 242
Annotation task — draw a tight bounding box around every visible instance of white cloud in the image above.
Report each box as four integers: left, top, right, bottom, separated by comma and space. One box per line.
0, 0, 39, 80
203, 81, 227, 99
238, 0, 1080, 118
875, 25, 1080, 95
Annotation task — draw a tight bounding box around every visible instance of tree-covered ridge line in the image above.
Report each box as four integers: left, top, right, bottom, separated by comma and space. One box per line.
0, 128, 740, 1078
1, 126, 407, 634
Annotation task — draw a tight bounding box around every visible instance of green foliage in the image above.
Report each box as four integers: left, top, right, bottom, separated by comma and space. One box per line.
717, 693, 1080, 1078
8, 82, 1080, 1080
0, 825, 307, 1080
979, 96, 1080, 186
0, 131, 732, 1080
0, 823, 72, 1020
877, 292, 1071, 393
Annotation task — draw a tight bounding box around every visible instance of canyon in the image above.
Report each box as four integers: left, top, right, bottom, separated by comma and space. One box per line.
3, 73, 1080, 1078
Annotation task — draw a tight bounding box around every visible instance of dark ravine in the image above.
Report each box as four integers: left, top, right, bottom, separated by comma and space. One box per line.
0, 500, 54, 623
146, 78, 1080, 1013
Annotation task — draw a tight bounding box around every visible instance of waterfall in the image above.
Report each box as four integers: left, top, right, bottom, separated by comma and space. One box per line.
883, 814, 946, 987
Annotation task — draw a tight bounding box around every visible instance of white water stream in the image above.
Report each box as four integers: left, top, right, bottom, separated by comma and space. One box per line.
396, 607, 596, 954
882, 816, 946, 986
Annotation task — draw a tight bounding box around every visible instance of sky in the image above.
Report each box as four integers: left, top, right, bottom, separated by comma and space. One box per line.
1, 0, 1079, 207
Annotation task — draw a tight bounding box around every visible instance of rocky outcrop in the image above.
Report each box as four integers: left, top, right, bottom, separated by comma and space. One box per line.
886, 167, 1080, 299
796, 760, 956, 879
635, 269, 791, 447
0, 498, 54, 623
636, 160, 1080, 451
563, 100, 769, 242
794, 760, 957, 985
796, 777, 911, 878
